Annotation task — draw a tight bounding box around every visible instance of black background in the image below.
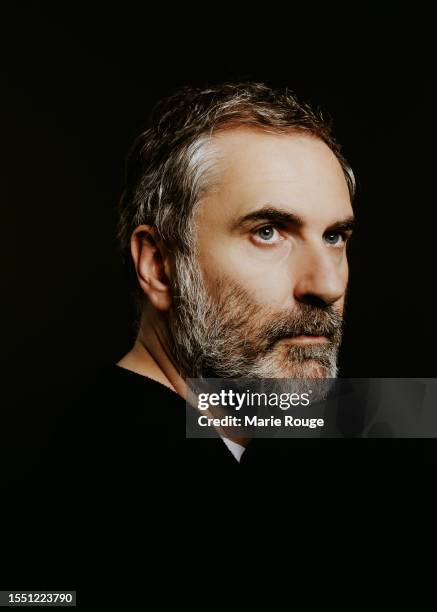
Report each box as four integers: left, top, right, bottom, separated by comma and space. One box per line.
2, 3, 436, 396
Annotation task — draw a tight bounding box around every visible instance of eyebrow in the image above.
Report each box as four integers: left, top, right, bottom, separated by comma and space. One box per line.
325, 216, 355, 233
230, 205, 355, 233
230, 206, 304, 230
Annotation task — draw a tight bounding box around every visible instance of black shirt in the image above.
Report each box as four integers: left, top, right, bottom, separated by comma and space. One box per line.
2, 365, 437, 602
2, 365, 241, 602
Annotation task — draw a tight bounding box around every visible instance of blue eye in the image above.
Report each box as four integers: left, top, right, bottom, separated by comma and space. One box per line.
325, 231, 344, 246
256, 225, 276, 241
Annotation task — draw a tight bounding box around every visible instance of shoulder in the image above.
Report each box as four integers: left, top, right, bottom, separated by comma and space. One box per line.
4, 364, 187, 482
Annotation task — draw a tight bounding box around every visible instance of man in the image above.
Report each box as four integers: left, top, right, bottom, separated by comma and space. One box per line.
5, 84, 431, 602
107, 85, 436, 536
115, 81, 355, 461
8, 81, 355, 590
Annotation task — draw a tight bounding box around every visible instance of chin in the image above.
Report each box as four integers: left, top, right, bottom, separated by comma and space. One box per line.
280, 359, 336, 379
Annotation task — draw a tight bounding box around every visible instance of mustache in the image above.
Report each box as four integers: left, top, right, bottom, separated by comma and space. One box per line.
260, 303, 344, 352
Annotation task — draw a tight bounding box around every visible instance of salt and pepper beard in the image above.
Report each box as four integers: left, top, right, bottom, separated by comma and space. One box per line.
167, 251, 344, 380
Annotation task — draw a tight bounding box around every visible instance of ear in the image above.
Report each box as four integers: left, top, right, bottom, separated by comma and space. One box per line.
130, 225, 172, 311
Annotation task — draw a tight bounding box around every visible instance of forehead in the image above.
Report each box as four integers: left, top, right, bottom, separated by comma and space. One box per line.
202, 127, 352, 226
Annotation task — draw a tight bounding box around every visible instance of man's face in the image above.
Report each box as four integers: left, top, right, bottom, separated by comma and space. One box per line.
168, 127, 354, 379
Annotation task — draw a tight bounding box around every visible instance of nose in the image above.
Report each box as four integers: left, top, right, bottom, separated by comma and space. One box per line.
293, 243, 347, 308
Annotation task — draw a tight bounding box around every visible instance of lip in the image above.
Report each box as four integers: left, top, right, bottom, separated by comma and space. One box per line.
283, 335, 329, 344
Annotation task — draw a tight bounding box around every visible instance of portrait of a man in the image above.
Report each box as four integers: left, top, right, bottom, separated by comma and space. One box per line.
3, 46, 437, 599
4, 4, 437, 607
4, 82, 360, 589
117, 82, 355, 392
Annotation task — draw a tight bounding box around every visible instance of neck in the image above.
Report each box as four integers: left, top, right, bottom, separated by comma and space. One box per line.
117, 304, 249, 447
117, 305, 188, 401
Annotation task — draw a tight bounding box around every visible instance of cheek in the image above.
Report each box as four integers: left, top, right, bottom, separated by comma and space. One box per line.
200, 237, 295, 309
327, 255, 349, 315
339, 258, 350, 309
341, 254, 350, 286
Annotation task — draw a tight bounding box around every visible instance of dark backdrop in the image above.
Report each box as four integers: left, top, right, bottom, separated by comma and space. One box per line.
2, 3, 436, 396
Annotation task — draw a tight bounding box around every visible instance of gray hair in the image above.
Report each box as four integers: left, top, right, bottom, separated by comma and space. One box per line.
117, 82, 356, 294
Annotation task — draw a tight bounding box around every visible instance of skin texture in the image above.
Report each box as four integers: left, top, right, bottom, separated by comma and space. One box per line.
118, 127, 354, 402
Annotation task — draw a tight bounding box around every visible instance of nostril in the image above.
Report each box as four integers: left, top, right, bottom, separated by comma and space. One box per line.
297, 294, 329, 309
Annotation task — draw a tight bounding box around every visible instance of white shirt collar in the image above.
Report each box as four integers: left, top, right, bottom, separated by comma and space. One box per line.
221, 437, 246, 463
